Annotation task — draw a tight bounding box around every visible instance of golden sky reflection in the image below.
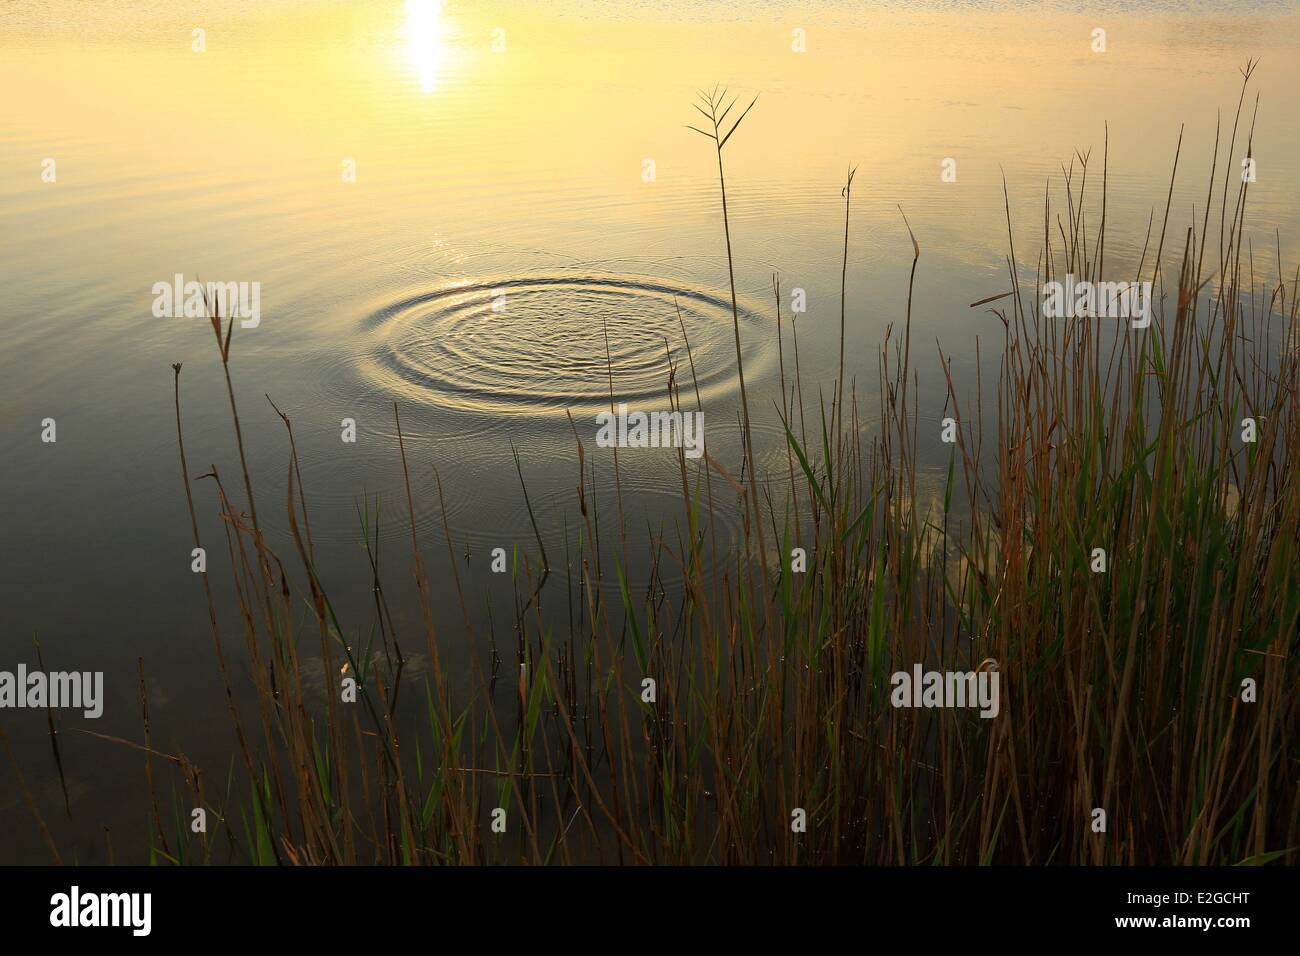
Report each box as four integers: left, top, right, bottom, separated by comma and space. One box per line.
2, 2, 1299, 299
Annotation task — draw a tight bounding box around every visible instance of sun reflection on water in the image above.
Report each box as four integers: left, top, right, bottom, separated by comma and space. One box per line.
403, 0, 450, 93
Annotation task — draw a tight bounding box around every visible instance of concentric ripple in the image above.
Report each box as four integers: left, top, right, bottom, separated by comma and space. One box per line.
359, 275, 772, 415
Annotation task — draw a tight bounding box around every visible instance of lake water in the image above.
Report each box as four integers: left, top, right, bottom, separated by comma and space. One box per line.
2, 0, 1298, 862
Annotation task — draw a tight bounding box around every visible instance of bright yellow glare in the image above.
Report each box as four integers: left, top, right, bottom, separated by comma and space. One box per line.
404, 0, 447, 93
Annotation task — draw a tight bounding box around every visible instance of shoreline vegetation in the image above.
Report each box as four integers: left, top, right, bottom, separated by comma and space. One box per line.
12, 62, 1299, 865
